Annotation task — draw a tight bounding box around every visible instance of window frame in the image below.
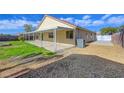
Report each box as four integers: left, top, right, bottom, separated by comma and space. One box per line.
48, 32, 54, 38
66, 31, 73, 39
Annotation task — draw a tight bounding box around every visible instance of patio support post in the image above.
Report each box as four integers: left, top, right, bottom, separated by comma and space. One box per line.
24, 34, 26, 41
24, 34, 26, 40
28, 33, 29, 41
26, 33, 28, 40
40, 32, 42, 47
24, 34, 27, 40
26, 33, 27, 40
28, 33, 30, 41
29, 33, 30, 41
54, 29, 57, 51
26, 33, 27, 41
23, 33, 25, 40
29, 33, 31, 40
73, 29, 76, 46
33, 33, 35, 40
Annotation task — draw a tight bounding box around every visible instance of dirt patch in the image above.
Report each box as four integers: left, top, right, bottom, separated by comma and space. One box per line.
70, 44, 124, 64
0, 54, 63, 78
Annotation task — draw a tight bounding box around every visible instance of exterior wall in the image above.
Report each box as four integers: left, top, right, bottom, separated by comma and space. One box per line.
56, 30, 75, 45
42, 30, 75, 45
34, 16, 96, 45
43, 32, 53, 42
37, 17, 74, 31
75, 29, 96, 42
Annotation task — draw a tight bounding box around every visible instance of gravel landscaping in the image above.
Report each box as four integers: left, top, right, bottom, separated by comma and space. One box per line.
19, 54, 124, 78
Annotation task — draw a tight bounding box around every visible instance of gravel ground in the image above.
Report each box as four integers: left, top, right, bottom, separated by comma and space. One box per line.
18, 54, 124, 78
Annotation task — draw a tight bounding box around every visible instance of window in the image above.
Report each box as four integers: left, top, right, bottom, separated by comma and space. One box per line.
91, 34, 93, 38
66, 31, 73, 39
48, 32, 53, 38
86, 33, 88, 39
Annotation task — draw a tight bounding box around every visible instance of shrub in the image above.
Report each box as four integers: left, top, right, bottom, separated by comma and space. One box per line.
18, 36, 24, 41
100, 27, 118, 35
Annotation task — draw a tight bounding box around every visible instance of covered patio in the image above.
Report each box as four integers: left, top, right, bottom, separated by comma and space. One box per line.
22, 26, 75, 52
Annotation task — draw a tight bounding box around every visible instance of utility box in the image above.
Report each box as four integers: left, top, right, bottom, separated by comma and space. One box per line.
77, 39, 85, 48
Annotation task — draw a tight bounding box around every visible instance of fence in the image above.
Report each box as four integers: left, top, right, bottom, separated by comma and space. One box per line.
0, 35, 18, 41
112, 32, 124, 47
97, 35, 111, 41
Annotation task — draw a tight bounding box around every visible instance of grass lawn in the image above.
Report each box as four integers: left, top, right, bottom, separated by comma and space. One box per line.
0, 41, 55, 60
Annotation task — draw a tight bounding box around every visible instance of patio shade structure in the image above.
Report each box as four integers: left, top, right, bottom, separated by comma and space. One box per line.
22, 26, 73, 51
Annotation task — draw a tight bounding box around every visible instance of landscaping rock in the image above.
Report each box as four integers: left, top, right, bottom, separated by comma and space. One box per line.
19, 54, 124, 78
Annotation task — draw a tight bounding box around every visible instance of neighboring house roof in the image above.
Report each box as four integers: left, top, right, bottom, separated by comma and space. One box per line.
36, 15, 96, 34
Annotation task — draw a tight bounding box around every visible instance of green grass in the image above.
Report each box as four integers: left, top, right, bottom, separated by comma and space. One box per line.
0, 41, 55, 60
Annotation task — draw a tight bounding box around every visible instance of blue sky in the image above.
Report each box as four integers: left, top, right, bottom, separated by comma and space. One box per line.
0, 14, 124, 34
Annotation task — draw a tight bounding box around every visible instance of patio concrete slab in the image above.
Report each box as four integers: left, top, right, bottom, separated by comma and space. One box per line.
27, 40, 75, 52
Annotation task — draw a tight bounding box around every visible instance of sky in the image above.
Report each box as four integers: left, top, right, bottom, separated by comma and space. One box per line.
0, 14, 124, 34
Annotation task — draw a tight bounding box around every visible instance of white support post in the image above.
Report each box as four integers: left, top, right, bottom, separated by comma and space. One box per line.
23, 33, 25, 40
28, 33, 30, 41
33, 33, 35, 40
73, 29, 76, 46
25, 34, 26, 40
41, 32, 43, 47
28, 33, 29, 41
54, 29, 57, 51
26, 34, 28, 40
24, 34, 25, 40
26, 33, 27, 41
34, 33, 35, 40
29, 33, 31, 40
27, 33, 29, 41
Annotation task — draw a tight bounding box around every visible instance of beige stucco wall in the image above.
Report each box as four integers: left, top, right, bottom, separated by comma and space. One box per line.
42, 30, 75, 45
35, 16, 96, 45
37, 17, 74, 31
75, 30, 96, 42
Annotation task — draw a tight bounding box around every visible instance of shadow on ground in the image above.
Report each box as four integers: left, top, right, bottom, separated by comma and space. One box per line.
18, 54, 124, 78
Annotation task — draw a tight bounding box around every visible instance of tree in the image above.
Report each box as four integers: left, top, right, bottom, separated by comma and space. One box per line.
100, 27, 118, 35
24, 24, 33, 32
120, 25, 124, 28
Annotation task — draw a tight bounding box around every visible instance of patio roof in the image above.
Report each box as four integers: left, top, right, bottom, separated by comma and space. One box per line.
23, 26, 73, 34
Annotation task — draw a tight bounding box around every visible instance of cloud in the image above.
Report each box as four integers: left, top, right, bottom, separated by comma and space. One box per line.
60, 17, 74, 23
0, 18, 40, 29
101, 14, 112, 20
60, 15, 124, 27
92, 20, 104, 26
107, 16, 124, 24
61, 15, 92, 27
82, 15, 91, 20
75, 19, 92, 26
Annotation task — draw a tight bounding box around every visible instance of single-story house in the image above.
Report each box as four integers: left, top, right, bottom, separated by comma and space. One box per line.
22, 15, 96, 51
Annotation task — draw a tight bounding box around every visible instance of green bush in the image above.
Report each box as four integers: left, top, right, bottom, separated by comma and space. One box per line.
18, 36, 24, 41
100, 27, 118, 35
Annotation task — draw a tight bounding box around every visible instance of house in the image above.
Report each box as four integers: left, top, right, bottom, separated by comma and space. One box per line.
22, 15, 96, 51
